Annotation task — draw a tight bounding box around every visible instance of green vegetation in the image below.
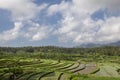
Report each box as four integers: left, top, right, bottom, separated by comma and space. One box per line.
0, 46, 120, 80
70, 75, 120, 80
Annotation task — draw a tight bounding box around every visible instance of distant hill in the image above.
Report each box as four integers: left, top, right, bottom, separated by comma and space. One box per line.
77, 41, 120, 48
109, 41, 120, 46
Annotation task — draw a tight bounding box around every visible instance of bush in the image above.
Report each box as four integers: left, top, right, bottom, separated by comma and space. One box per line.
4, 67, 23, 76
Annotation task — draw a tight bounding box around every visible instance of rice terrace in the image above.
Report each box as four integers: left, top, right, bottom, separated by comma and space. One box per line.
0, 46, 120, 80
0, 0, 120, 80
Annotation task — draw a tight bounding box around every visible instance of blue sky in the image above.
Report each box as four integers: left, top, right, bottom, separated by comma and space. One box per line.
0, 0, 120, 47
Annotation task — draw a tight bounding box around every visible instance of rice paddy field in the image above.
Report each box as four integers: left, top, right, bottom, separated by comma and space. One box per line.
0, 58, 120, 80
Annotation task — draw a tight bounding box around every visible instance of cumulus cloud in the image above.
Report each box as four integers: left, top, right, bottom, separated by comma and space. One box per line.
0, 0, 48, 21
0, 0, 49, 42
72, 0, 120, 13
48, 0, 120, 44
24, 22, 53, 41
0, 0, 120, 45
96, 17, 120, 43
0, 22, 23, 42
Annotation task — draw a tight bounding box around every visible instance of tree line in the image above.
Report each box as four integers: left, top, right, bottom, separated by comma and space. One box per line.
0, 46, 120, 56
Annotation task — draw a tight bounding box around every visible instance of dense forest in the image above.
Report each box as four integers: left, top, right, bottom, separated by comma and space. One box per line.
0, 46, 119, 61
0, 46, 120, 56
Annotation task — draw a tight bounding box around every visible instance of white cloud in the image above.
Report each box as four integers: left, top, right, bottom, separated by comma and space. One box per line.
24, 22, 52, 41
0, 22, 23, 42
0, 0, 48, 21
0, 0, 120, 45
48, 0, 120, 44
47, 1, 69, 16
0, 0, 49, 42
72, 0, 120, 13
96, 17, 120, 43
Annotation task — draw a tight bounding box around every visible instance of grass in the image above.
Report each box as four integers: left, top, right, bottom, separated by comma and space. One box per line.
41, 72, 61, 80
95, 63, 120, 77
71, 75, 120, 80
0, 58, 120, 80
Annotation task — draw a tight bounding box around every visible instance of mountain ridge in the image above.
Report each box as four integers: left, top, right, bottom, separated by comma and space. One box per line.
77, 41, 120, 48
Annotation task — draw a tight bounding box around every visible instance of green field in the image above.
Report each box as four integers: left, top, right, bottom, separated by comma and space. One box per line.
0, 58, 120, 80
0, 46, 120, 80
